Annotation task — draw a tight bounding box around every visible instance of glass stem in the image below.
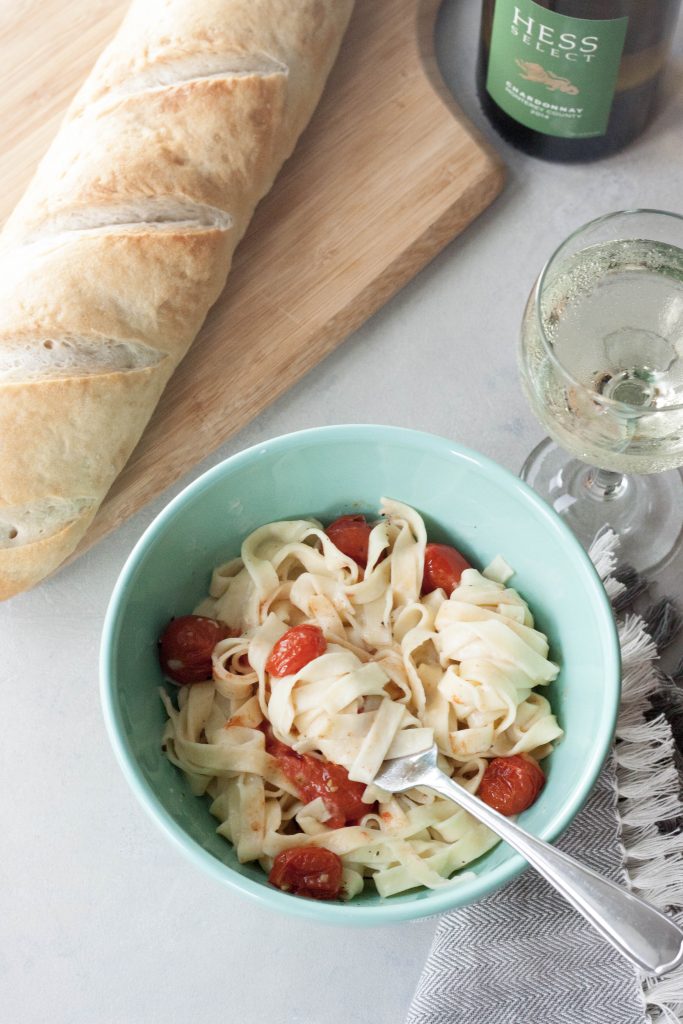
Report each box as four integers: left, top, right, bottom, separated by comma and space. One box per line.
582, 467, 629, 502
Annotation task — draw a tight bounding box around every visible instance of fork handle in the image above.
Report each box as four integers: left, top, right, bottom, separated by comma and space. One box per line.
425, 768, 683, 977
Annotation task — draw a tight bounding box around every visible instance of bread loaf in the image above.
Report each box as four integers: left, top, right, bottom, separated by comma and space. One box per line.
0, 0, 353, 600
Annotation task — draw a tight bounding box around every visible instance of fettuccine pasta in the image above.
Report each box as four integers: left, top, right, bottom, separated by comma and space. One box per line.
159, 499, 562, 900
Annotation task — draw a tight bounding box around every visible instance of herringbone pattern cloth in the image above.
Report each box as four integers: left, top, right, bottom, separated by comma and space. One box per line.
406, 759, 647, 1024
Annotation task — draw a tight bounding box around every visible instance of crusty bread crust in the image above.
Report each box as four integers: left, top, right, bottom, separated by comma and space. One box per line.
0, 0, 353, 599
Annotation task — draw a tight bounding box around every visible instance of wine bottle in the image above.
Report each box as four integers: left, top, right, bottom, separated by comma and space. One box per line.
477, 0, 681, 161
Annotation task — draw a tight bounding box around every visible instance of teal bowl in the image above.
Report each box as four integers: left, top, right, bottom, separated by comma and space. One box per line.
100, 424, 620, 925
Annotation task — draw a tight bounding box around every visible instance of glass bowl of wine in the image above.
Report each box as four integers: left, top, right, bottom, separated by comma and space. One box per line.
519, 209, 683, 571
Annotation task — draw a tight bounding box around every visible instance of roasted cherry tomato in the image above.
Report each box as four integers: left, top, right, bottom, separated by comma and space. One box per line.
325, 514, 372, 566
269, 846, 343, 900
422, 542, 471, 595
261, 724, 292, 761
265, 624, 327, 678
477, 755, 545, 816
267, 737, 372, 829
158, 615, 234, 684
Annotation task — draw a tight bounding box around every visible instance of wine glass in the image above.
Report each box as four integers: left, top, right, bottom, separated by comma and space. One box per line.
518, 209, 683, 572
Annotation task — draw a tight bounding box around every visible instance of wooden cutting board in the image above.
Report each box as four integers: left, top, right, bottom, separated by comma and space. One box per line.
0, 0, 504, 561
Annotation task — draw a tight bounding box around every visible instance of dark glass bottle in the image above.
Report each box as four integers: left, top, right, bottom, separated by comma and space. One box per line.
477, 0, 681, 162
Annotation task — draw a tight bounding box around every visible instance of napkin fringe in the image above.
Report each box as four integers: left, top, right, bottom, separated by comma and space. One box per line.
592, 531, 683, 1024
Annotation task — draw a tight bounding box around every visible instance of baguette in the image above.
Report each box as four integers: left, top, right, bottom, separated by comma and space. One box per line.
0, 0, 354, 600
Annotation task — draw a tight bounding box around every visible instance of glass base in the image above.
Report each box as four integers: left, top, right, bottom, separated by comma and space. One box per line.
521, 438, 683, 573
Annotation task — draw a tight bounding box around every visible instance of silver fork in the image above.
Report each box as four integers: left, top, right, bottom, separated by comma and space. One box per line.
373, 744, 683, 977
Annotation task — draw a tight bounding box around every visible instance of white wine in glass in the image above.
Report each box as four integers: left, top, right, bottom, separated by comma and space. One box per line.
519, 210, 683, 571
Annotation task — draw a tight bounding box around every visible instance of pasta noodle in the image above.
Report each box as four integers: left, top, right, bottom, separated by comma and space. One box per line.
160, 499, 562, 898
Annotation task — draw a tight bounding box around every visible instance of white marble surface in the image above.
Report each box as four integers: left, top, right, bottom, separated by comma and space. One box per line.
2, 4, 683, 1023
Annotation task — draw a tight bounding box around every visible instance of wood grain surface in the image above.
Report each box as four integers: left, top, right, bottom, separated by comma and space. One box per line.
0, 0, 505, 561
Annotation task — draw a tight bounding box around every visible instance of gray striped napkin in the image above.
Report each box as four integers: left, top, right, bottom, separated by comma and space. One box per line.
406, 532, 683, 1024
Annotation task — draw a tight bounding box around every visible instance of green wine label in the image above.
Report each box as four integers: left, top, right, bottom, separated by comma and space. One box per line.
486, 0, 628, 138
